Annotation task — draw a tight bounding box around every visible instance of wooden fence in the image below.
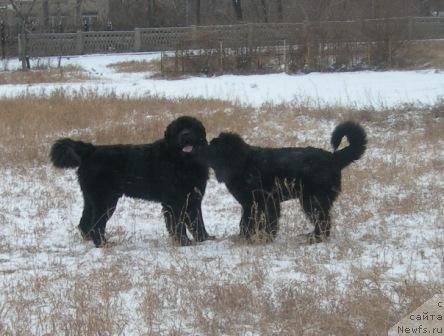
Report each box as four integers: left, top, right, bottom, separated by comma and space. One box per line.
18, 17, 444, 58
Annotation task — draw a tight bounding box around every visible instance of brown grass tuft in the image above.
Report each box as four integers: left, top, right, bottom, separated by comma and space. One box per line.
107, 59, 160, 73
0, 65, 91, 85
393, 39, 444, 69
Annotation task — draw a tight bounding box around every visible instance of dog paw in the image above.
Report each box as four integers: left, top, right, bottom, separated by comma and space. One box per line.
306, 232, 329, 244
238, 232, 252, 240
93, 241, 108, 248
92, 235, 107, 248
178, 236, 192, 246
196, 234, 217, 242
78, 226, 92, 241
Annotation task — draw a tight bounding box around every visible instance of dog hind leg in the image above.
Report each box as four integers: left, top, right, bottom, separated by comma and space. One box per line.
300, 194, 332, 243
89, 196, 118, 247
78, 198, 93, 241
264, 197, 281, 239
239, 204, 254, 240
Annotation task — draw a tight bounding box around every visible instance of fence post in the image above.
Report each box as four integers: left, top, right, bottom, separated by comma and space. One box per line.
0, 21, 5, 59
219, 40, 223, 73
134, 28, 142, 51
160, 51, 164, 73
192, 25, 197, 49
408, 17, 413, 41
76, 31, 84, 54
18, 33, 29, 70
303, 21, 310, 68
388, 37, 392, 66
18, 33, 23, 63
247, 23, 253, 48
283, 39, 287, 72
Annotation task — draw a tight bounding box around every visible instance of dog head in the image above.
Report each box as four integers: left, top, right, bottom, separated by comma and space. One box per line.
164, 116, 208, 157
198, 132, 248, 183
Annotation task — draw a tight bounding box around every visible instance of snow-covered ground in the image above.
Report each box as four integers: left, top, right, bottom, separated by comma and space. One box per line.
1, 52, 444, 108
0, 53, 443, 334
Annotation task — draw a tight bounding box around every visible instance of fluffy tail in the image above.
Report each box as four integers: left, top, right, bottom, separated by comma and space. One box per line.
331, 121, 367, 170
50, 138, 94, 168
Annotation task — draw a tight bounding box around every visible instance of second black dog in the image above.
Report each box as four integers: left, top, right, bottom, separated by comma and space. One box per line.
199, 121, 367, 243
50, 116, 213, 247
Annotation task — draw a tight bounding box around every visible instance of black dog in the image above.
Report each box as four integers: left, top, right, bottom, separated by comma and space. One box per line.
199, 121, 367, 243
50, 116, 213, 247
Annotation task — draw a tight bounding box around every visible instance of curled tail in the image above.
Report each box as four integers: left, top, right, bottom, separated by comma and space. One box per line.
50, 138, 94, 168
331, 121, 367, 170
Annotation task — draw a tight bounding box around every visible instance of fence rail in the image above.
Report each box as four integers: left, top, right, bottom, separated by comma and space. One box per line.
17, 17, 444, 58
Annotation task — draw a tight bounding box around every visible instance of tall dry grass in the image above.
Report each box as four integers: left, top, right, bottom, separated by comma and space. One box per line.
0, 250, 441, 335
0, 65, 90, 85
0, 92, 442, 335
1, 90, 442, 167
393, 39, 444, 69
105, 38, 444, 80
107, 60, 161, 73
0, 90, 253, 167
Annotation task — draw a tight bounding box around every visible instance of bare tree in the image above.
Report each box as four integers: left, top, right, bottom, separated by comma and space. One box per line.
8, 0, 37, 69
1, 20, 6, 60
185, 0, 202, 25
276, 0, 283, 21
75, 0, 83, 30
42, 0, 49, 32
232, 0, 243, 21
260, 0, 268, 22
146, 0, 156, 27
8, 0, 37, 23
196, 0, 201, 25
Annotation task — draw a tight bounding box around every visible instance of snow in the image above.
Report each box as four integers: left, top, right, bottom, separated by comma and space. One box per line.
0, 52, 443, 334
1, 52, 444, 108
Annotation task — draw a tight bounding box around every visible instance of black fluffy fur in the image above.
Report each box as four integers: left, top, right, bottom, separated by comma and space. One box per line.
50, 116, 213, 247
199, 121, 367, 243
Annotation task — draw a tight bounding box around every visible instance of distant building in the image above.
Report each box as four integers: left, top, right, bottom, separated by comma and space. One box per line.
0, 0, 111, 31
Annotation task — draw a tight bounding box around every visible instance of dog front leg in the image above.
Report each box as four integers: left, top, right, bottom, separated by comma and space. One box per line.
78, 200, 93, 241
162, 205, 192, 246
185, 200, 215, 242
239, 204, 254, 240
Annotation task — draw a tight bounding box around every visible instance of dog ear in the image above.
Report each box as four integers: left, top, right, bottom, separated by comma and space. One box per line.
164, 120, 178, 146
210, 133, 249, 183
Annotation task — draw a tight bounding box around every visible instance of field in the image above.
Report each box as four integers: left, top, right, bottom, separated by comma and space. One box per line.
0, 53, 443, 335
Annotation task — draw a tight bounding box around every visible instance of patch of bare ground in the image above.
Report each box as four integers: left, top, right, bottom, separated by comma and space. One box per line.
107, 59, 160, 73
0, 65, 91, 85
0, 92, 442, 334
393, 39, 444, 69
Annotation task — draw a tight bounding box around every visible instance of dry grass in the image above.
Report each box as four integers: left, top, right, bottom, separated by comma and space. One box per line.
107, 59, 160, 73
0, 92, 442, 335
0, 91, 253, 166
106, 40, 444, 80
393, 39, 444, 69
0, 65, 90, 85
0, 247, 441, 335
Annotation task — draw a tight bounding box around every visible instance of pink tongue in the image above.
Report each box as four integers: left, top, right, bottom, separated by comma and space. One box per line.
182, 145, 193, 153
